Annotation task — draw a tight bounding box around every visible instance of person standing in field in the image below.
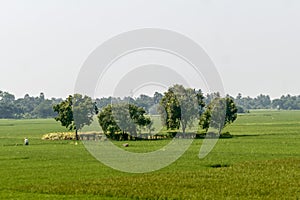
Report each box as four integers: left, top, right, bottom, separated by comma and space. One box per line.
24, 138, 29, 145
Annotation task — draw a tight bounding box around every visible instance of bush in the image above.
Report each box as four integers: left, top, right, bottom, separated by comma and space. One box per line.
221, 131, 233, 138
195, 131, 232, 139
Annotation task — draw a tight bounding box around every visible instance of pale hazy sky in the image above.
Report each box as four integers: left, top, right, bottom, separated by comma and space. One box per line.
0, 0, 299, 99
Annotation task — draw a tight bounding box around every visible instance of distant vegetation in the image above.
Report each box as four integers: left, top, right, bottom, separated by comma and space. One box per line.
0, 91, 61, 119
1, 90, 300, 119
233, 93, 300, 111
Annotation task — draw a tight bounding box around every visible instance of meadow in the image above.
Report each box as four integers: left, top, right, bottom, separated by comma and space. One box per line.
0, 110, 299, 199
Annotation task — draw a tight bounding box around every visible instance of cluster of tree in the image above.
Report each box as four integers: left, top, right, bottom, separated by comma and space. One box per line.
98, 103, 151, 140
233, 93, 300, 111
159, 85, 237, 135
234, 93, 271, 111
271, 95, 300, 110
0, 91, 62, 119
53, 94, 151, 140
53, 85, 238, 140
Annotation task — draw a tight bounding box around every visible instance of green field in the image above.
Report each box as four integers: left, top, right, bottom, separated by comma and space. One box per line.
0, 110, 299, 199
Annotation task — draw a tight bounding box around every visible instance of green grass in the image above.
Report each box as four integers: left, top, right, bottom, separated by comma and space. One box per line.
0, 110, 300, 199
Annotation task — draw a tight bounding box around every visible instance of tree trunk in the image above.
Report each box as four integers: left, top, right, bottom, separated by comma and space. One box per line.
75, 129, 79, 140
182, 123, 186, 138
218, 123, 222, 135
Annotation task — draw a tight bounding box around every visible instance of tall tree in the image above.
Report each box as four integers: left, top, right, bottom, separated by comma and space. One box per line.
98, 104, 121, 138
159, 85, 205, 134
0, 91, 16, 118
98, 103, 151, 140
53, 94, 97, 140
200, 97, 237, 134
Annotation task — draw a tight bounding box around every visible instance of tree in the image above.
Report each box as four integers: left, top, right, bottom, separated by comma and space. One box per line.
159, 85, 205, 134
135, 94, 153, 112
95, 97, 113, 111
98, 104, 121, 138
0, 91, 17, 118
271, 94, 300, 110
153, 92, 163, 104
128, 103, 152, 134
97, 103, 151, 140
200, 97, 237, 134
53, 94, 97, 140
254, 94, 271, 109
33, 99, 56, 118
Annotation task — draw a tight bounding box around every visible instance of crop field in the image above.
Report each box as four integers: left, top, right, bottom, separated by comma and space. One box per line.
0, 110, 300, 199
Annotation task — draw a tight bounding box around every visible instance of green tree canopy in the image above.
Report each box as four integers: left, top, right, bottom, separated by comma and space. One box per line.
0, 91, 17, 118
200, 97, 237, 134
53, 94, 97, 140
159, 84, 205, 134
98, 103, 151, 140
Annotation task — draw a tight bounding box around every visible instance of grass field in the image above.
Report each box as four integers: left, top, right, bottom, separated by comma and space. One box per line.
0, 110, 299, 199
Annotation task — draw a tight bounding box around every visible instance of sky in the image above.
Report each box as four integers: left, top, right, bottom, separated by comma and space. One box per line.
0, 0, 299, 99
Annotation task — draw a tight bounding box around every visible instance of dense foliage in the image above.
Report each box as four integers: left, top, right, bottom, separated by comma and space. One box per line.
233, 93, 300, 111
159, 84, 205, 133
53, 94, 97, 140
97, 103, 151, 140
94, 91, 163, 114
200, 97, 238, 133
0, 91, 61, 119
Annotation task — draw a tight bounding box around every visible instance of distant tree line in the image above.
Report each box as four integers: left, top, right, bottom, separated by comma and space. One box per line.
232, 93, 300, 111
1, 89, 300, 119
0, 91, 62, 119
94, 92, 163, 115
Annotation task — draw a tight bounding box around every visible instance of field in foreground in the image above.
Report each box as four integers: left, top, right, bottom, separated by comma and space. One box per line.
0, 110, 299, 199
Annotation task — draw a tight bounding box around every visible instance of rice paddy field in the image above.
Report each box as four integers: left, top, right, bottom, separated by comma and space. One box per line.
0, 110, 299, 199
